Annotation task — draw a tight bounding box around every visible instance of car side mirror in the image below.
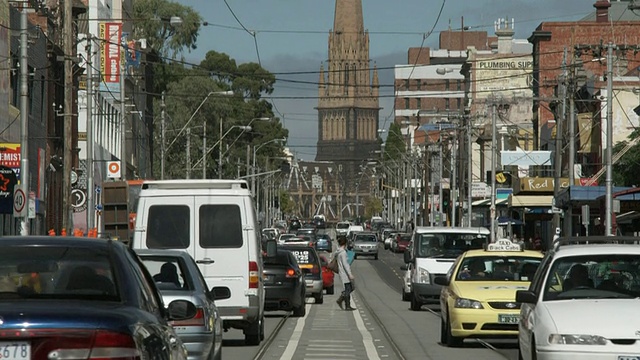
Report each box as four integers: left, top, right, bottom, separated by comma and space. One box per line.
433, 276, 449, 286
167, 300, 197, 321
211, 286, 231, 301
400, 265, 408, 271
265, 239, 277, 258
515, 290, 537, 304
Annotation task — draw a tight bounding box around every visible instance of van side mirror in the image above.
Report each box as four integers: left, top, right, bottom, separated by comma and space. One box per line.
515, 290, 537, 304
403, 249, 412, 264
265, 239, 277, 258
433, 276, 449, 286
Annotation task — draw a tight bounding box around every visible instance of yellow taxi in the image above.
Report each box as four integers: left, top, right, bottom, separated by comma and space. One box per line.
434, 239, 544, 347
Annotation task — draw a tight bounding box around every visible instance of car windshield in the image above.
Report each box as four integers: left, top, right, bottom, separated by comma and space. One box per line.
140, 256, 192, 291
0, 245, 119, 301
415, 233, 489, 258
543, 254, 640, 301
455, 256, 542, 281
337, 223, 350, 229
355, 235, 377, 242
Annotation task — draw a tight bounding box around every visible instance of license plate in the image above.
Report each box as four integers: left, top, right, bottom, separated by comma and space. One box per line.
619, 357, 640, 360
0, 342, 30, 360
498, 314, 519, 324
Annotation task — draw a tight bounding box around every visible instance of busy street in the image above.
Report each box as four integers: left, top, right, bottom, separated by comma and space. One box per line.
222, 229, 519, 360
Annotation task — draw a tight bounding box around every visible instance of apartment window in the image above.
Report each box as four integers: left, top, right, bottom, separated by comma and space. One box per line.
404, 79, 410, 90
445, 98, 450, 110
456, 98, 461, 110
416, 98, 421, 110
445, 79, 450, 91
416, 80, 421, 91
404, 98, 409, 109
456, 80, 462, 91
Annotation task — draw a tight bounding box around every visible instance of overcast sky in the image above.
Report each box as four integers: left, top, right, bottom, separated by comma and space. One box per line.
175, 0, 596, 160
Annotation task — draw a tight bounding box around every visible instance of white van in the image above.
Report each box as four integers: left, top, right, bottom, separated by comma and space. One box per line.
131, 180, 265, 345
406, 226, 490, 311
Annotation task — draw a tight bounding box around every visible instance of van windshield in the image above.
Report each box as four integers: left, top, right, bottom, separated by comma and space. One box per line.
337, 223, 350, 230
415, 233, 489, 259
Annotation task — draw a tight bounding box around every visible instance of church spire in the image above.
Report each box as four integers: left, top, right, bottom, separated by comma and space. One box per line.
372, 63, 379, 98
318, 63, 326, 98
333, 0, 364, 35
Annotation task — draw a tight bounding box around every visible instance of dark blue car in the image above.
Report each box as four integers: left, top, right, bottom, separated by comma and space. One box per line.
0, 236, 196, 359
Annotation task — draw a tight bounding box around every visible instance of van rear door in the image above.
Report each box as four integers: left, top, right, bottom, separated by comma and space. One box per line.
135, 196, 196, 254
194, 196, 249, 308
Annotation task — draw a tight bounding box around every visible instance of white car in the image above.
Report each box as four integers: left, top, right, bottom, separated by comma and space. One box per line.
516, 236, 640, 360
335, 221, 351, 237
401, 262, 412, 301
384, 232, 397, 250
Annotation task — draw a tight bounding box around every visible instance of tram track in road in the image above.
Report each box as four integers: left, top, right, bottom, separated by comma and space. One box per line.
252, 313, 290, 360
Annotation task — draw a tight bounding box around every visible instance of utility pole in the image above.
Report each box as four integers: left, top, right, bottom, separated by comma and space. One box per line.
605, 43, 614, 236
566, 52, 576, 237
490, 103, 498, 243
438, 131, 444, 226
160, 91, 165, 180
186, 127, 191, 179
202, 121, 207, 179
63, 0, 74, 232
120, 60, 127, 180
86, 34, 95, 231
19, 4, 29, 235
553, 48, 567, 236
218, 119, 223, 179
467, 117, 473, 227
430, 146, 436, 226
451, 126, 457, 227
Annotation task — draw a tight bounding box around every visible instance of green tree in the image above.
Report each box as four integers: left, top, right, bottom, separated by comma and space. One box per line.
613, 128, 640, 186
364, 196, 383, 219
132, 0, 203, 58
278, 190, 295, 216
384, 122, 406, 162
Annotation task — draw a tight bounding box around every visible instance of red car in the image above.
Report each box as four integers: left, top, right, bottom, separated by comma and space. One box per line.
319, 255, 335, 294
395, 233, 412, 253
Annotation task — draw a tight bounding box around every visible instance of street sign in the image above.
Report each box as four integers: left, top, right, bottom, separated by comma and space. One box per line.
581, 205, 590, 226
71, 188, 87, 213
107, 161, 121, 179
13, 186, 25, 217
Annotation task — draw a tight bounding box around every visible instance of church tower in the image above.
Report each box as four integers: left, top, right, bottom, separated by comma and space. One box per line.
316, 0, 380, 178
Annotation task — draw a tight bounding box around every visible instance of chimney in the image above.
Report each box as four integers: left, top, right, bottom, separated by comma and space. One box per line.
593, 0, 611, 23
495, 18, 514, 54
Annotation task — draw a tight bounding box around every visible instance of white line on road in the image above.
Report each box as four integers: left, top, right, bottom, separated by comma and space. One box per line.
352, 294, 381, 360
280, 304, 310, 360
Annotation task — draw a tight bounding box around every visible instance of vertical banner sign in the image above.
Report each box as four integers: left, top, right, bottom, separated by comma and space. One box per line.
577, 113, 594, 153
100, 22, 122, 83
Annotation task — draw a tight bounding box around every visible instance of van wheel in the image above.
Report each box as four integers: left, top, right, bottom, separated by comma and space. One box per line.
314, 291, 324, 304
374, 254, 378, 260
410, 293, 422, 311
402, 289, 410, 302
244, 318, 262, 345
327, 285, 334, 295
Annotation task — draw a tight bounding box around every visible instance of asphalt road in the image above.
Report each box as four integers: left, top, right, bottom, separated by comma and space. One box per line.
223, 230, 520, 360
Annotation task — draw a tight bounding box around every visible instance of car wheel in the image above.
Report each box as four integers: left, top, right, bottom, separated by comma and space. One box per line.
244, 318, 262, 345
445, 311, 463, 347
314, 291, 324, 304
293, 303, 306, 317
410, 293, 422, 311
440, 316, 447, 344
327, 285, 334, 295
260, 316, 265, 341
402, 289, 410, 301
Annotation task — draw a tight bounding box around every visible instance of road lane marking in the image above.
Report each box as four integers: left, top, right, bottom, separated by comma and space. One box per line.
280, 304, 310, 360
351, 294, 381, 360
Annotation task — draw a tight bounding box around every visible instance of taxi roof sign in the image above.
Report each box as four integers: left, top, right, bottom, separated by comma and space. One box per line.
486, 239, 522, 252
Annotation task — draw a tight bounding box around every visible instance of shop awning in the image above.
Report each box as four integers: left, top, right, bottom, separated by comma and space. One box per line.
509, 195, 554, 208
472, 198, 507, 206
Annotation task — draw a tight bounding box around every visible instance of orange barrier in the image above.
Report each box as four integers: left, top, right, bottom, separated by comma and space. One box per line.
48, 229, 56, 236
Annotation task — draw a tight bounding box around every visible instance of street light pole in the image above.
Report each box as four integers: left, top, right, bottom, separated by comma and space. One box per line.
86, 34, 95, 230
605, 43, 614, 236
467, 117, 473, 227
19, 5, 29, 234
218, 118, 223, 179
490, 103, 498, 243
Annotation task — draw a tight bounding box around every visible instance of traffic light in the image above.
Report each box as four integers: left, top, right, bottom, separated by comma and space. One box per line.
442, 189, 450, 211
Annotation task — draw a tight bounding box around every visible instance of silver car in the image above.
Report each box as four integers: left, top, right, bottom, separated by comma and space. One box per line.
353, 232, 379, 260
136, 249, 230, 360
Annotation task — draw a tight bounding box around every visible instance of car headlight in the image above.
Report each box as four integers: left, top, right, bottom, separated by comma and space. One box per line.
548, 334, 607, 345
418, 267, 430, 284
454, 298, 484, 309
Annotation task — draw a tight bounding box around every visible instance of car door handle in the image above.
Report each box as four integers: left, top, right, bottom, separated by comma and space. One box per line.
196, 258, 215, 264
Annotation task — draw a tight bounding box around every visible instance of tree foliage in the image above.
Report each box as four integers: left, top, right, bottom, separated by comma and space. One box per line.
132, 0, 203, 58
613, 128, 640, 187
364, 196, 383, 219
384, 122, 406, 162
278, 190, 295, 216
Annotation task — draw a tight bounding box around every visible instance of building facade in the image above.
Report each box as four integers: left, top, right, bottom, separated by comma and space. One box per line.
316, 0, 380, 190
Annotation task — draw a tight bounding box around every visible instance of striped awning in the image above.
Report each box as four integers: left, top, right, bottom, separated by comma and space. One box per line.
472, 198, 508, 206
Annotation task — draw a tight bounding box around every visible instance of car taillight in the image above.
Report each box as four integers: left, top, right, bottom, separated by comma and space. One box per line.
49, 330, 140, 360
286, 268, 297, 278
171, 308, 205, 327
249, 261, 259, 288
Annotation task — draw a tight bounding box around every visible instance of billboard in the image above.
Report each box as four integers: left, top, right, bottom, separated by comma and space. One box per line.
0, 143, 20, 180
99, 22, 122, 83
